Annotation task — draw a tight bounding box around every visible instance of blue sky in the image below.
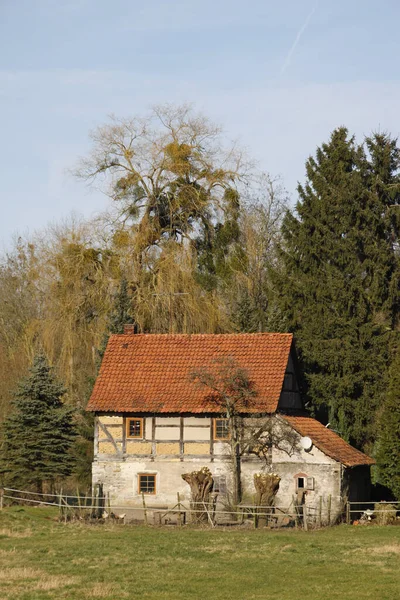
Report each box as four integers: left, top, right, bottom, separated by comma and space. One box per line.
1, 0, 400, 246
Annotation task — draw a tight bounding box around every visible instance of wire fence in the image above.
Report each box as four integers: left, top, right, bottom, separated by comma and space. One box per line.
1, 487, 399, 528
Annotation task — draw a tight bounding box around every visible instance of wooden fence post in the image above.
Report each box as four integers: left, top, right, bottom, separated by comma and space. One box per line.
0, 488, 4, 510
318, 496, 322, 528
58, 488, 63, 521
303, 505, 308, 531
346, 501, 350, 525
177, 492, 182, 527
142, 493, 148, 525
327, 494, 332, 526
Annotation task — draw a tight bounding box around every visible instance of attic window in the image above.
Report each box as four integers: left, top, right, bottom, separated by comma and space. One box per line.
213, 418, 230, 440
283, 373, 294, 389
126, 418, 144, 439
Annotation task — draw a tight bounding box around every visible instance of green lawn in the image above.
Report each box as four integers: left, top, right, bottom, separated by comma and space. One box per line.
0, 507, 400, 600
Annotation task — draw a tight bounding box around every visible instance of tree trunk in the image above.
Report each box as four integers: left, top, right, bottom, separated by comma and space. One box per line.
182, 467, 214, 523
254, 473, 280, 527
232, 443, 242, 506
230, 416, 242, 506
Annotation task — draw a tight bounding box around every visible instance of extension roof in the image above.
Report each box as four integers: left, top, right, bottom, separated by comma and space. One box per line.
87, 332, 293, 414
282, 415, 375, 467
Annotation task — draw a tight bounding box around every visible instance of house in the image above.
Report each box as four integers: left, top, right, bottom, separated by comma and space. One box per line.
87, 330, 374, 523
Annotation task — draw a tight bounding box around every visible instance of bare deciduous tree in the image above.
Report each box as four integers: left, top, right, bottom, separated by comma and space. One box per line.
190, 357, 298, 505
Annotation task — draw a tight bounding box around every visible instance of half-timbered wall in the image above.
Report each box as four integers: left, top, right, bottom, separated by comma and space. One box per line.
92, 413, 345, 522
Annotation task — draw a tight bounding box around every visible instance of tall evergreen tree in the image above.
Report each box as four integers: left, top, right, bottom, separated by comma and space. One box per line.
98, 277, 135, 361
0, 354, 77, 492
376, 340, 400, 499
273, 128, 400, 448
108, 278, 135, 334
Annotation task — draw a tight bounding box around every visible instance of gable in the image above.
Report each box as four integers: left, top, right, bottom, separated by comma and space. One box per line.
277, 352, 303, 410
87, 332, 293, 414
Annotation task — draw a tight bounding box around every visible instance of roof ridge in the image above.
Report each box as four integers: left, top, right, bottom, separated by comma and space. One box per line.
110, 332, 293, 338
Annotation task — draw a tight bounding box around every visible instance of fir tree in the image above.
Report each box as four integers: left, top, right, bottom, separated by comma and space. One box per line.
98, 277, 135, 361
0, 354, 77, 492
376, 340, 400, 499
233, 289, 258, 332
108, 278, 135, 334
195, 188, 245, 292
273, 128, 400, 448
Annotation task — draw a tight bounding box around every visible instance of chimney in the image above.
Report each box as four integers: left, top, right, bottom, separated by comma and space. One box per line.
124, 324, 135, 335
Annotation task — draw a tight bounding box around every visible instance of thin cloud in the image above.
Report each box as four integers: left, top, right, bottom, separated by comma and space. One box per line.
280, 1, 319, 75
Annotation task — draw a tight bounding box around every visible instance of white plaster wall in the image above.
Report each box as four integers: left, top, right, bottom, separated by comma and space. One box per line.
156, 417, 180, 426
183, 426, 210, 441
185, 417, 211, 426
155, 427, 180, 440
144, 418, 153, 439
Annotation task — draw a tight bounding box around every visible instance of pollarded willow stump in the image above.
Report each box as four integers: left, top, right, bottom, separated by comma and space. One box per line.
182, 467, 214, 523
254, 473, 281, 528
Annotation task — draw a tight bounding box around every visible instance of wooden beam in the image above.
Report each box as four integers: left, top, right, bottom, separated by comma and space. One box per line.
180, 417, 184, 461
151, 416, 156, 461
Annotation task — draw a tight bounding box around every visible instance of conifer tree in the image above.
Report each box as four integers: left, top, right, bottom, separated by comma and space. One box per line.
273, 128, 400, 448
0, 354, 77, 492
108, 278, 135, 334
98, 277, 135, 361
376, 341, 400, 499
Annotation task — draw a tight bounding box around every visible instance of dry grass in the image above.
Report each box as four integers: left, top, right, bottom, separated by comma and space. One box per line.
84, 583, 129, 598
33, 575, 80, 590
0, 527, 32, 538
0, 567, 42, 581
367, 544, 400, 555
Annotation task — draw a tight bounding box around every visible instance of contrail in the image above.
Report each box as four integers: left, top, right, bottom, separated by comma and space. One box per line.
280, 0, 319, 75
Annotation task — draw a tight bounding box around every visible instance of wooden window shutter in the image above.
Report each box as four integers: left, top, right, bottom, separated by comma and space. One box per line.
306, 477, 314, 491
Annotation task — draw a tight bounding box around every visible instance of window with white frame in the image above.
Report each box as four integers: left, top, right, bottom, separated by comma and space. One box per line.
213, 475, 227, 495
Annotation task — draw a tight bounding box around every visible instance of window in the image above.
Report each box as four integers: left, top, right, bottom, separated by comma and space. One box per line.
126, 417, 143, 439
138, 473, 156, 494
213, 418, 230, 440
283, 373, 294, 390
296, 476, 314, 491
213, 475, 227, 495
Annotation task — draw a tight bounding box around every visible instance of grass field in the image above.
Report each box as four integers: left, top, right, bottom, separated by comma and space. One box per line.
0, 507, 400, 600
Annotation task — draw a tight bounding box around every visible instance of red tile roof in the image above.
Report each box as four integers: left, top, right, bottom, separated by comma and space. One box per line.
87, 333, 293, 414
282, 415, 375, 467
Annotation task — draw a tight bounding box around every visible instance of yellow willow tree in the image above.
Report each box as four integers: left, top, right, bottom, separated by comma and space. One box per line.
134, 241, 231, 334
0, 218, 119, 411
36, 219, 118, 405
0, 238, 43, 420
106, 225, 231, 334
